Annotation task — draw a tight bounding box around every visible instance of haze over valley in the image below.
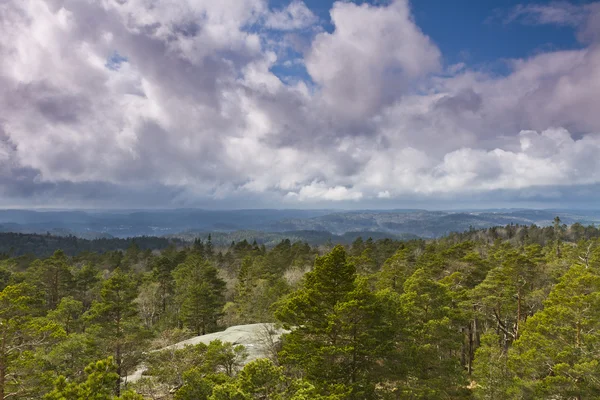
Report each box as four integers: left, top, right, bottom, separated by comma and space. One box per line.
2, 208, 600, 240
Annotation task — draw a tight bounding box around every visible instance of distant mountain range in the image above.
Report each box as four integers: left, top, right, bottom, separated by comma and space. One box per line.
1, 208, 600, 240
271, 209, 600, 238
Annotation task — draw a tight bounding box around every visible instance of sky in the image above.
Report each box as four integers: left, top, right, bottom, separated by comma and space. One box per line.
1, 0, 600, 210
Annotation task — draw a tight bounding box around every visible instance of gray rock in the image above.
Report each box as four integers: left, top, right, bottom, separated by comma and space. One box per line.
125, 323, 285, 383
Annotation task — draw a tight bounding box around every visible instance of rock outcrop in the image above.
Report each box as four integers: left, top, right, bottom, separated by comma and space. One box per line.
125, 323, 285, 383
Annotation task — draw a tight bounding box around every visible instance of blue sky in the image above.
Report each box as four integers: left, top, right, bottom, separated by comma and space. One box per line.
409, 0, 587, 64
1, 0, 600, 209
270, 0, 588, 76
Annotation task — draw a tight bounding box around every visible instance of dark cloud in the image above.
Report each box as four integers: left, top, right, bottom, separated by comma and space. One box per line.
435, 89, 483, 114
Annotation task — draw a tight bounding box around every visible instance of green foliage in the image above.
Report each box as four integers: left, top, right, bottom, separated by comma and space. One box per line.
45, 358, 143, 400
397, 268, 470, 398
26, 250, 74, 310
48, 297, 84, 335
144, 339, 247, 398
508, 264, 600, 398
6, 223, 600, 399
174, 255, 226, 335
174, 370, 229, 400
276, 246, 396, 399
0, 232, 182, 258
236, 359, 286, 398
472, 333, 513, 399
0, 283, 64, 399
376, 247, 414, 292
85, 269, 146, 396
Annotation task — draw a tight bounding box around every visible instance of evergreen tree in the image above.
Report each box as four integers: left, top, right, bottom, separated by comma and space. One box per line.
377, 248, 413, 292
206, 235, 214, 259
152, 256, 176, 314
45, 357, 143, 400
472, 332, 513, 400
174, 255, 226, 335
0, 283, 62, 400
397, 268, 469, 398
74, 264, 100, 310
86, 269, 144, 396
27, 250, 74, 310
48, 296, 84, 335
275, 246, 394, 398
509, 264, 600, 398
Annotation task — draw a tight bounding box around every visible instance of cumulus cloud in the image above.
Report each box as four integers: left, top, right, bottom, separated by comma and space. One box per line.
1, 0, 600, 208
305, 0, 441, 120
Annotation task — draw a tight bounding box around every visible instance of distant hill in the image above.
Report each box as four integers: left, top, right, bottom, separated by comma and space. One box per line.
0, 208, 599, 239
270, 209, 600, 238
0, 232, 183, 258
0, 209, 333, 238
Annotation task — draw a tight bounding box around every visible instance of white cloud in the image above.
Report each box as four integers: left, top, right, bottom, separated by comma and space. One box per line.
288, 182, 364, 201
505, 2, 588, 26
305, 0, 441, 120
1, 0, 600, 207
265, 0, 318, 30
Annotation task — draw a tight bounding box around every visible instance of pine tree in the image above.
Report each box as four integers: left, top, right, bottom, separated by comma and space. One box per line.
472, 332, 513, 400
206, 235, 214, 259
509, 264, 600, 398
153, 256, 176, 314
86, 269, 143, 396
45, 357, 143, 400
275, 246, 394, 398
377, 248, 413, 292
27, 250, 74, 310
48, 296, 84, 335
471, 252, 538, 349
74, 264, 100, 310
398, 268, 469, 398
0, 284, 61, 400
173, 255, 226, 335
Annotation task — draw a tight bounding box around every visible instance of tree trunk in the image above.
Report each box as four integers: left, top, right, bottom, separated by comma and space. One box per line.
0, 363, 5, 400
115, 342, 121, 397
1, 329, 6, 400
467, 321, 474, 375
515, 288, 522, 340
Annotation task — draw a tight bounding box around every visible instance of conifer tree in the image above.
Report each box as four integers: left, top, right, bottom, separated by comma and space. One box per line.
509, 264, 600, 398
86, 269, 143, 396
0, 283, 62, 400
27, 250, 74, 310
174, 255, 226, 335
398, 268, 469, 398
275, 246, 394, 399
45, 357, 143, 400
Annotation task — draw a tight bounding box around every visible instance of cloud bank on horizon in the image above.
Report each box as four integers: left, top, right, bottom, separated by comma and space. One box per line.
1, 0, 600, 208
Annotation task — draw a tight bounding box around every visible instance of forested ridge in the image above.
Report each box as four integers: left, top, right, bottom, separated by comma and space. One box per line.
0, 232, 184, 258
2, 219, 600, 399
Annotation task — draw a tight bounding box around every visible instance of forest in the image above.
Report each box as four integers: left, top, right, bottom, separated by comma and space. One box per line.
2, 219, 600, 399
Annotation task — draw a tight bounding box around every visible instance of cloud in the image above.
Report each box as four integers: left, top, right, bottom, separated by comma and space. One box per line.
501, 1, 600, 43
505, 2, 588, 26
287, 182, 364, 201
1, 0, 600, 208
305, 0, 441, 120
264, 0, 318, 31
